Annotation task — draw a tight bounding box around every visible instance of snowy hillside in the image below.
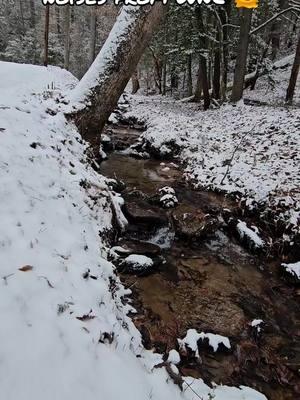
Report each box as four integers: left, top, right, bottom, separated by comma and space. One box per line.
126, 62, 300, 246
0, 61, 268, 400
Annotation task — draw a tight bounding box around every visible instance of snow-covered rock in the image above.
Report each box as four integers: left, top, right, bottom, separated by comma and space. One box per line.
282, 261, 300, 282
120, 254, 154, 273
178, 329, 231, 358
250, 319, 264, 334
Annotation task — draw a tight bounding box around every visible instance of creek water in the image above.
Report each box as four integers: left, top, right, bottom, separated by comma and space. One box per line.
101, 147, 300, 400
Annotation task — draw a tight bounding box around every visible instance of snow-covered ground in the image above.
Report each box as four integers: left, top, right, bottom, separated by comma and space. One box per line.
0, 61, 268, 400
126, 62, 300, 245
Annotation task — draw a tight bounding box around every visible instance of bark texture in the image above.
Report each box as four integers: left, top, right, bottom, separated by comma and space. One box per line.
195, 7, 210, 109
88, 8, 97, 67
286, 33, 300, 104
44, 5, 50, 67
231, 8, 252, 103
131, 70, 140, 94
64, 5, 71, 70
68, 5, 166, 146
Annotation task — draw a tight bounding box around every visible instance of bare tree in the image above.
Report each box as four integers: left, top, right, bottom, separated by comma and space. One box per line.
64, 5, 71, 70
19, 0, 25, 35
29, 0, 36, 29
231, 8, 252, 103
88, 7, 97, 67
67, 4, 166, 147
195, 7, 210, 109
186, 53, 193, 97
131, 70, 140, 94
286, 33, 300, 104
44, 4, 50, 67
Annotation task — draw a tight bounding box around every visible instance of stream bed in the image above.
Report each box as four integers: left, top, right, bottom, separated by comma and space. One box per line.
100, 131, 300, 400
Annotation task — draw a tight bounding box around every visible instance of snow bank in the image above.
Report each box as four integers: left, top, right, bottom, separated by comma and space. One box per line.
0, 61, 267, 400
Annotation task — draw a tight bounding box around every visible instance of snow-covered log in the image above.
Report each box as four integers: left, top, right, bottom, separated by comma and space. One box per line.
66, 4, 166, 147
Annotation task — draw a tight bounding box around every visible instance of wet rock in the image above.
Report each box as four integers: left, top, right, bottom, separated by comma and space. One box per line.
100, 134, 114, 152
118, 238, 162, 257
172, 204, 218, 239
123, 199, 168, 226
110, 241, 164, 274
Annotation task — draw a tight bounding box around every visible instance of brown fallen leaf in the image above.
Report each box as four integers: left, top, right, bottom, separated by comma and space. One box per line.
19, 265, 34, 272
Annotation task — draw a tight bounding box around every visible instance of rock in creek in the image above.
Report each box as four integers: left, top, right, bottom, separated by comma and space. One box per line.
118, 238, 162, 257
109, 239, 164, 275
123, 199, 168, 226
172, 204, 218, 239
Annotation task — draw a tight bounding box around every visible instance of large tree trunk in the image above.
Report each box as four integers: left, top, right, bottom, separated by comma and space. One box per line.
149, 46, 163, 94
286, 33, 300, 104
64, 5, 71, 71
67, 5, 166, 146
231, 8, 252, 103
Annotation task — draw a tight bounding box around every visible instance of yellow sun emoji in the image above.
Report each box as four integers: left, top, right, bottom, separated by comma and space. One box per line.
236, 0, 258, 8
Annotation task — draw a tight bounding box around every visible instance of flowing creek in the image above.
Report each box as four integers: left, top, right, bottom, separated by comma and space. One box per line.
100, 128, 300, 400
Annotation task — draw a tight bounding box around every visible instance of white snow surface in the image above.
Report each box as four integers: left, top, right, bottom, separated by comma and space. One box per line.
0, 60, 267, 400
282, 261, 300, 280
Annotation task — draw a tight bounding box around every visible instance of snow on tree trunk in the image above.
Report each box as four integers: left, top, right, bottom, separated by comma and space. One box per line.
231, 8, 252, 103
67, 4, 166, 148
286, 33, 300, 104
